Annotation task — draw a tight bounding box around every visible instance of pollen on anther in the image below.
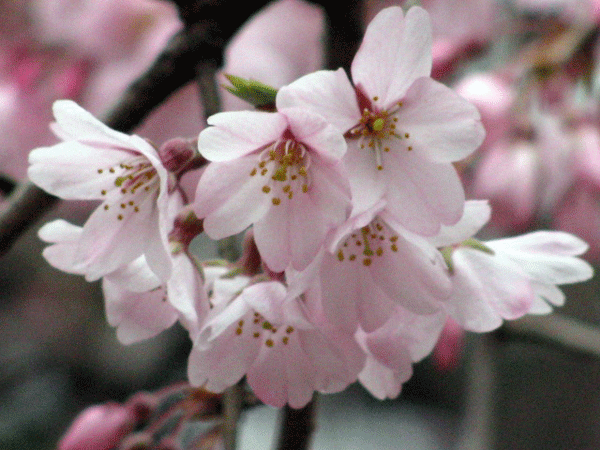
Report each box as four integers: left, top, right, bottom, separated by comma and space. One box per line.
282, 337, 289, 345
261, 168, 268, 176
391, 244, 398, 252
253, 332, 260, 338
286, 326, 294, 334
120, 203, 126, 209
337, 250, 344, 261
97, 169, 103, 174
265, 339, 274, 348
103, 205, 109, 210
250, 168, 257, 176
128, 201, 134, 206
408, 146, 413, 151
134, 207, 139, 212
262, 186, 271, 193
302, 184, 308, 193
349, 254, 356, 261
404, 133, 410, 138
384, 147, 390, 152
121, 188, 127, 194
373, 96, 379, 101
363, 258, 372, 266
109, 168, 115, 173
377, 165, 383, 171
235, 328, 243, 335
101, 190, 107, 195
288, 192, 293, 199
117, 214, 123, 220
376, 248, 383, 256
238, 320, 244, 327
272, 197, 281, 205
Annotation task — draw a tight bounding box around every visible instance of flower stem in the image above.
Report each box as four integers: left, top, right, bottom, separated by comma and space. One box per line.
222, 381, 244, 450
274, 398, 317, 450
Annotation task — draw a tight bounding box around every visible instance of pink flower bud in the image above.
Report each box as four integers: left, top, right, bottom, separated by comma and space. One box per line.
57, 403, 135, 450
158, 137, 197, 174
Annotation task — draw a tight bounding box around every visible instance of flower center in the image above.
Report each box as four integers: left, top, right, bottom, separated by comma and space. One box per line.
96, 155, 159, 221
248, 138, 311, 206
234, 312, 296, 347
348, 97, 412, 170
335, 218, 399, 267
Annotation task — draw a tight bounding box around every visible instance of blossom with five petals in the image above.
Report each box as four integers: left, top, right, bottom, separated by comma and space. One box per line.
278, 6, 485, 234
28, 100, 181, 281
194, 106, 351, 272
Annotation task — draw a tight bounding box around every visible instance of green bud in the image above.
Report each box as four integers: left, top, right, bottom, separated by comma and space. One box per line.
223, 74, 278, 110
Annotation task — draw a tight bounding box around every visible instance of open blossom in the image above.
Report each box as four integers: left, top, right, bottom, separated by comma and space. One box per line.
194, 106, 350, 272
436, 202, 594, 331
311, 200, 451, 333
28, 100, 182, 281
38, 219, 207, 343
188, 279, 364, 409
278, 6, 485, 235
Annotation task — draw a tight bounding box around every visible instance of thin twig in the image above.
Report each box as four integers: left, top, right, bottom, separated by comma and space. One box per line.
274, 399, 317, 450
222, 381, 244, 450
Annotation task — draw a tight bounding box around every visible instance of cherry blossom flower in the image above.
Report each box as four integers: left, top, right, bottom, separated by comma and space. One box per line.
278, 6, 485, 235
438, 204, 594, 331
312, 200, 451, 333
194, 106, 350, 272
187, 280, 364, 409
28, 100, 183, 281
38, 219, 207, 343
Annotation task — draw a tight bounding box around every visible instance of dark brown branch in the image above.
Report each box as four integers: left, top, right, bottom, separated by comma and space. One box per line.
0, 183, 59, 254
0, 0, 274, 257
275, 400, 317, 450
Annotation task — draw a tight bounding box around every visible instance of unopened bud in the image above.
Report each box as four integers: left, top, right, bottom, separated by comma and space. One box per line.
158, 138, 197, 174
57, 403, 135, 450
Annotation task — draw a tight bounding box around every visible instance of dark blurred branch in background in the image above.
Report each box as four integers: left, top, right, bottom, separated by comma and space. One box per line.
0, 0, 273, 257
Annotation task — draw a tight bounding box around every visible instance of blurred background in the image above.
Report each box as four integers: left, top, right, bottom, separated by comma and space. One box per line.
1, 0, 600, 448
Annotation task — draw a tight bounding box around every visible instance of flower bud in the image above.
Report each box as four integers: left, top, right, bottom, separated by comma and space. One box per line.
57, 403, 135, 450
158, 138, 197, 174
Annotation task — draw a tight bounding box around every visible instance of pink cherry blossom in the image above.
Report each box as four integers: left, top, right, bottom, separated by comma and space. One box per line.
313, 201, 451, 333
28, 100, 183, 281
187, 280, 365, 409
446, 231, 593, 331
278, 6, 485, 234
194, 106, 350, 272
38, 219, 207, 344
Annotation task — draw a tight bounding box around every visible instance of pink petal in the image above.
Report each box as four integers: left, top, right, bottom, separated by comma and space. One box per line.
383, 148, 465, 235
199, 111, 288, 162
351, 7, 432, 108
28, 142, 131, 200
195, 157, 271, 239
281, 107, 347, 161
276, 69, 360, 133
52, 100, 135, 147
395, 77, 485, 163
102, 280, 178, 345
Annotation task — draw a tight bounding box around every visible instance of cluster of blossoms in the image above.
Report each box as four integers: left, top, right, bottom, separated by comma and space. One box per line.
28, 6, 593, 409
